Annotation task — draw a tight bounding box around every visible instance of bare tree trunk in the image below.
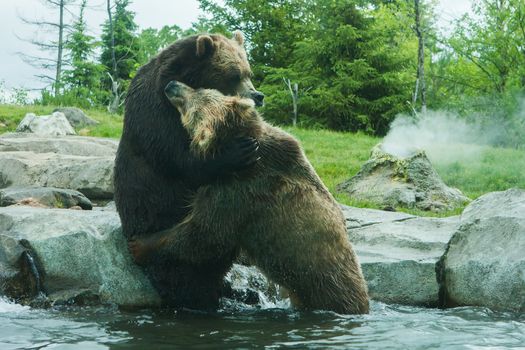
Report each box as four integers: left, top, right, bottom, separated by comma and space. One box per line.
17, 0, 76, 90
291, 83, 298, 126
107, 0, 120, 113
414, 0, 427, 113
54, 0, 65, 96
107, 0, 118, 81
284, 78, 299, 126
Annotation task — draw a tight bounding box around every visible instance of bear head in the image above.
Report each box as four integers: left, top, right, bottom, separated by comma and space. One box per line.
164, 80, 262, 156
156, 31, 264, 107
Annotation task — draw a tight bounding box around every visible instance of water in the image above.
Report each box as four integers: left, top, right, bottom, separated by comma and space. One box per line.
1, 297, 524, 349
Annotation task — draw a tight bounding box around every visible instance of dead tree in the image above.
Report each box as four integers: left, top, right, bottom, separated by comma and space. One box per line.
106, 0, 121, 113
17, 0, 77, 95
283, 78, 299, 126
413, 0, 427, 113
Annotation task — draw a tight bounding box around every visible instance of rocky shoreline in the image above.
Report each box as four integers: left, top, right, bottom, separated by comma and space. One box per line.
0, 132, 523, 313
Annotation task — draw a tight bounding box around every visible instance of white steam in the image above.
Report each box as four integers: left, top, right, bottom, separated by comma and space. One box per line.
382, 111, 495, 164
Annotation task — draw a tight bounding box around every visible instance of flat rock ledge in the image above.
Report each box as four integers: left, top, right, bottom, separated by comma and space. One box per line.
0, 186, 522, 311
3, 203, 446, 309
0, 186, 93, 209
0, 133, 117, 200
0, 206, 159, 307
342, 205, 459, 307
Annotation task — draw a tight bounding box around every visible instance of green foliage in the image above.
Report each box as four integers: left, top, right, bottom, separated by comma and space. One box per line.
11, 88, 30, 105
446, 0, 525, 94
100, 0, 141, 89
7, 0, 522, 147
0, 104, 122, 138
1, 103, 523, 215
137, 25, 183, 63
200, 0, 417, 134
60, 0, 105, 107
253, 1, 416, 134
199, 0, 310, 70
426, 0, 525, 148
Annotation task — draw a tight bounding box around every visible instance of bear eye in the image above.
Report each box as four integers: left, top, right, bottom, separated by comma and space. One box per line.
229, 71, 242, 83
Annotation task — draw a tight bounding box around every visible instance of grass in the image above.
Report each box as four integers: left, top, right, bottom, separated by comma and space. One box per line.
287, 129, 525, 216
0, 104, 123, 139
284, 127, 380, 204
433, 146, 525, 199
1, 104, 524, 217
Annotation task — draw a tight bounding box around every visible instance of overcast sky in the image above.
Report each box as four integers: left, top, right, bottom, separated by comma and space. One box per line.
0, 0, 472, 93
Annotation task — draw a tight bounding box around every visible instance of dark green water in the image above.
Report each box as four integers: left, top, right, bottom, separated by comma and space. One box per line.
1, 297, 524, 349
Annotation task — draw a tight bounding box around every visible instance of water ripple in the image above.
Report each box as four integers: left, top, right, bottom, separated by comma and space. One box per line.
0, 298, 524, 349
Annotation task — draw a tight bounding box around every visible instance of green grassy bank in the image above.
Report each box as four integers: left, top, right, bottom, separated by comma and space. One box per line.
0, 104, 123, 138
2, 104, 524, 216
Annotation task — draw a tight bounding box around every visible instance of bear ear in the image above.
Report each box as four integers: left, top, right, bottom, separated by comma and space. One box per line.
232, 30, 244, 46
196, 35, 215, 58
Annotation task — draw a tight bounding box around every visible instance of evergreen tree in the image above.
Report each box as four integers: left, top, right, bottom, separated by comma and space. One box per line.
198, 0, 313, 75
259, 0, 416, 134
100, 0, 140, 87
137, 25, 183, 64
62, 0, 104, 106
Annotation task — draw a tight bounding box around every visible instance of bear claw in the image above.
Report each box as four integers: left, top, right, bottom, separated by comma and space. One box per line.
128, 237, 149, 266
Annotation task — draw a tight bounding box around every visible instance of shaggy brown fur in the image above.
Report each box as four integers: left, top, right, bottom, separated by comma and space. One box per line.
116, 31, 263, 310
130, 82, 370, 314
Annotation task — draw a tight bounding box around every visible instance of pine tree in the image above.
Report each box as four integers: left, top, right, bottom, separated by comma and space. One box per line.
261, 0, 416, 134
62, 0, 104, 106
100, 0, 140, 85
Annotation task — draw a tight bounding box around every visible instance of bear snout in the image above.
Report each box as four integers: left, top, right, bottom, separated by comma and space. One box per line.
251, 91, 265, 107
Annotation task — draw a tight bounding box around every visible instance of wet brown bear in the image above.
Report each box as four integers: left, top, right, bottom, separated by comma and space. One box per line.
115, 31, 262, 310
130, 82, 370, 314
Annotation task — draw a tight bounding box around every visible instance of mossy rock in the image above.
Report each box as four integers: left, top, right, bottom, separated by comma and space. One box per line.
337, 144, 470, 212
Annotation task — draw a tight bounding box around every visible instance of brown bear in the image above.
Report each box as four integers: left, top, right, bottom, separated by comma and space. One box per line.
129, 81, 370, 314
114, 31, 263, 310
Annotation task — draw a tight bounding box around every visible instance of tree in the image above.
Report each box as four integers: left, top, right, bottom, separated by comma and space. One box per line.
425, 0, 525, 148
18, 0, 77, 95
137, 25, 183, 64
445, 0, 525, 95
61, 0, 104, 106
199, 0, 418, 134
259, 1, 416, 134
198, 0, 313, 78
413, 0, 427, 113
100, 0, 140, 112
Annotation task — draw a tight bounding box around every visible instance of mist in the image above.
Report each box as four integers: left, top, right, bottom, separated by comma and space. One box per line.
381, 110, 504, 165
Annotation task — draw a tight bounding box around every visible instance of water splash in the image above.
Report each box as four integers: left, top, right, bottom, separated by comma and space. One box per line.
222, 264, 291, 311
0, 297, 29, 313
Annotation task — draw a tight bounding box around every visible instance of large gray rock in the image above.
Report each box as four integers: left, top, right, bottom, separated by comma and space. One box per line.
0, 133, 117, 199
16, 112, 76, 136
344, 205, 459, 306
3, 193, 520, 311
341, 205, 415, 229
0, 151, 114, 199
0, 206, 282, 309
0, 186, 92, 210
0, 132, 118, 156
53, 107, 99, 128
0, 206, 159, 307
337, 144, 470, 212
438, 188, 525, 312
